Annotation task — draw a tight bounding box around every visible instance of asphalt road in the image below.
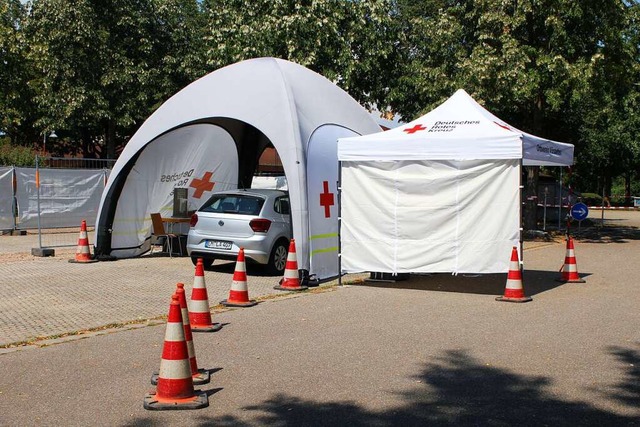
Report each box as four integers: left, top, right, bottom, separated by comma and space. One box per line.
0, 210, 638, 426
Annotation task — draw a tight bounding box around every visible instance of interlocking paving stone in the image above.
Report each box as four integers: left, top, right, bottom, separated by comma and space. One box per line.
0, 239, 365, 346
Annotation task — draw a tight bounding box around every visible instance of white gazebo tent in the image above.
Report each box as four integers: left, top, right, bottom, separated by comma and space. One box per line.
94, 58, 380, 282
337, 89, 574, 275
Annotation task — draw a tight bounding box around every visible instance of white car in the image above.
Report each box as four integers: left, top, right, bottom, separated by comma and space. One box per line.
186, 189, 291, 273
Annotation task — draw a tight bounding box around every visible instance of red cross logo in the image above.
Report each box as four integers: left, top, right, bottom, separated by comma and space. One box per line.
319, 181, 335, 218
190, 171, 215, 199
403, 124, 427, 134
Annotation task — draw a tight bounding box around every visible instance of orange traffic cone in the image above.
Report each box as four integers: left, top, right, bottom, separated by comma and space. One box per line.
274, 239, 307, 291
153, 284, 210, 386
557, 237, 585, 283
143, 294, 208, 410
221, 248, 257, 307
188, 259, 222, 332
496, 246, 532, 303
69, 220, 98, 263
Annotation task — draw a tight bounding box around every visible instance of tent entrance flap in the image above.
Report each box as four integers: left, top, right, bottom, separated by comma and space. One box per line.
306, 124, 362, 281
340, 159, 520, 274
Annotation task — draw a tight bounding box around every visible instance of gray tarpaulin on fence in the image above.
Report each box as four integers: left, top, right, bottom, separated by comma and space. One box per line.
0, 167, 14, 230
15, 167, 106, 229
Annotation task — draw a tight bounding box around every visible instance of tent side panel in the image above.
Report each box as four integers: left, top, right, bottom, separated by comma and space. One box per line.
340, 161, 401, 272
340, 159, 519, 274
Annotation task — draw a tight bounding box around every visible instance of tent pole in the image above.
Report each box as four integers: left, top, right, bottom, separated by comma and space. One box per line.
519, 159, 524, 271
558, 167, 563, 230
337, 161, 343, 287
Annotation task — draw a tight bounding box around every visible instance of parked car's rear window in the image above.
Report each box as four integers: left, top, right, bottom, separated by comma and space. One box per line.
200, 195, 265, 215
274, 197, 290, 214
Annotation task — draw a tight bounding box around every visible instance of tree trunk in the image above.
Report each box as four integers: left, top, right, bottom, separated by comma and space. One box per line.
106, 120, 116, 159
81, 127, 92, 158
624, 172, 631, 206
523, 166, 539, 231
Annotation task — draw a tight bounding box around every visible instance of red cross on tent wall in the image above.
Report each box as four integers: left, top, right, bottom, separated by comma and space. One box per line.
319, 181, 335, 218
190, 171, 215, 198
403, 124, 427, 134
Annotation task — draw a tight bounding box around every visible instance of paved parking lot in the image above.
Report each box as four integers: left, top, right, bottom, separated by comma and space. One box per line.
0, 234, 366, 348
0, 211, 638, 425
0, 209, 637, 348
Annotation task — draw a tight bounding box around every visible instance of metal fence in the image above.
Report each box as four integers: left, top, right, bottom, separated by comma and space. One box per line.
1, 156, 116, 250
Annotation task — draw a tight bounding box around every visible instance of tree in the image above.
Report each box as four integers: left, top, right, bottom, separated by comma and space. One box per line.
22, 0, 207, 158
202, 0, 399, 110
572, 1, 640, 203
0, 0, 37, 145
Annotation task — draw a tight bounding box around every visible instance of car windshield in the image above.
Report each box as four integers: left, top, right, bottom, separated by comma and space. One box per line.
200, 194, 265, 215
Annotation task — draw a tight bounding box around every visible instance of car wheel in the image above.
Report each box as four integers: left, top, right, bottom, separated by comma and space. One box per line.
191, 256, 214, 269
268, 240, 289, 275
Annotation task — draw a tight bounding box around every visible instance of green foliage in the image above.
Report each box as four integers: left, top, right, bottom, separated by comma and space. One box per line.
612, 176, 640, 198
202, 0, 399, 109
570, 2, 640, 193
0, 0, 637, 202
20, 0, 207, 157
0, 138, 35, 166
392, 1, 625, 135
0, 0, 39, 144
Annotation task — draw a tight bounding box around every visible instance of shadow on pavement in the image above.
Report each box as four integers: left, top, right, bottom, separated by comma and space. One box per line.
574, 225, 640, 244
352, 269, 581, 297
204, 260, 283, 278
125, 346, 639, 426
607, 344, 640, 409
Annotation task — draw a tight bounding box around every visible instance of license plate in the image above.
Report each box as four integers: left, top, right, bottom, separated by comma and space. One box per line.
205, 240, 232, 250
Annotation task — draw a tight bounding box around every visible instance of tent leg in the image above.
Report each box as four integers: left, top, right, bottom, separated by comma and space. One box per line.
337, 163, 342, 287
519, 160, 524, 270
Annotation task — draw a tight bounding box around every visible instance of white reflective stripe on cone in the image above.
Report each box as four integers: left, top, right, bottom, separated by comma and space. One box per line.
505, 279, 523, 290
164, 322, 185, 341
189, 300, 210, 312
284, 268, 297, 279
159, 359, 191, 380
231, 279, 248, 291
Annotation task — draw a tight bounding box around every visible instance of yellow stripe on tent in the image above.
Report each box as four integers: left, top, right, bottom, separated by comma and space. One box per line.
311, 246, 338, 256
310, 233, 338, 240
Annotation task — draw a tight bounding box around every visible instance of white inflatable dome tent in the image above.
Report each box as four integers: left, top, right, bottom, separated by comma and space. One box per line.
95, 58, 380, 283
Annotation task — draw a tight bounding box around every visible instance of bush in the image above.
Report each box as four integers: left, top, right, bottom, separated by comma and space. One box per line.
0, 139, 36, 167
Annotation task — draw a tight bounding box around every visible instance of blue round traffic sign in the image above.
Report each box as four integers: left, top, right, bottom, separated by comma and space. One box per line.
570, 202, 589, 221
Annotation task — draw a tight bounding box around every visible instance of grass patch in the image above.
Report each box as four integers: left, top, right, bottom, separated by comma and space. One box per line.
0, 317, 166, 349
